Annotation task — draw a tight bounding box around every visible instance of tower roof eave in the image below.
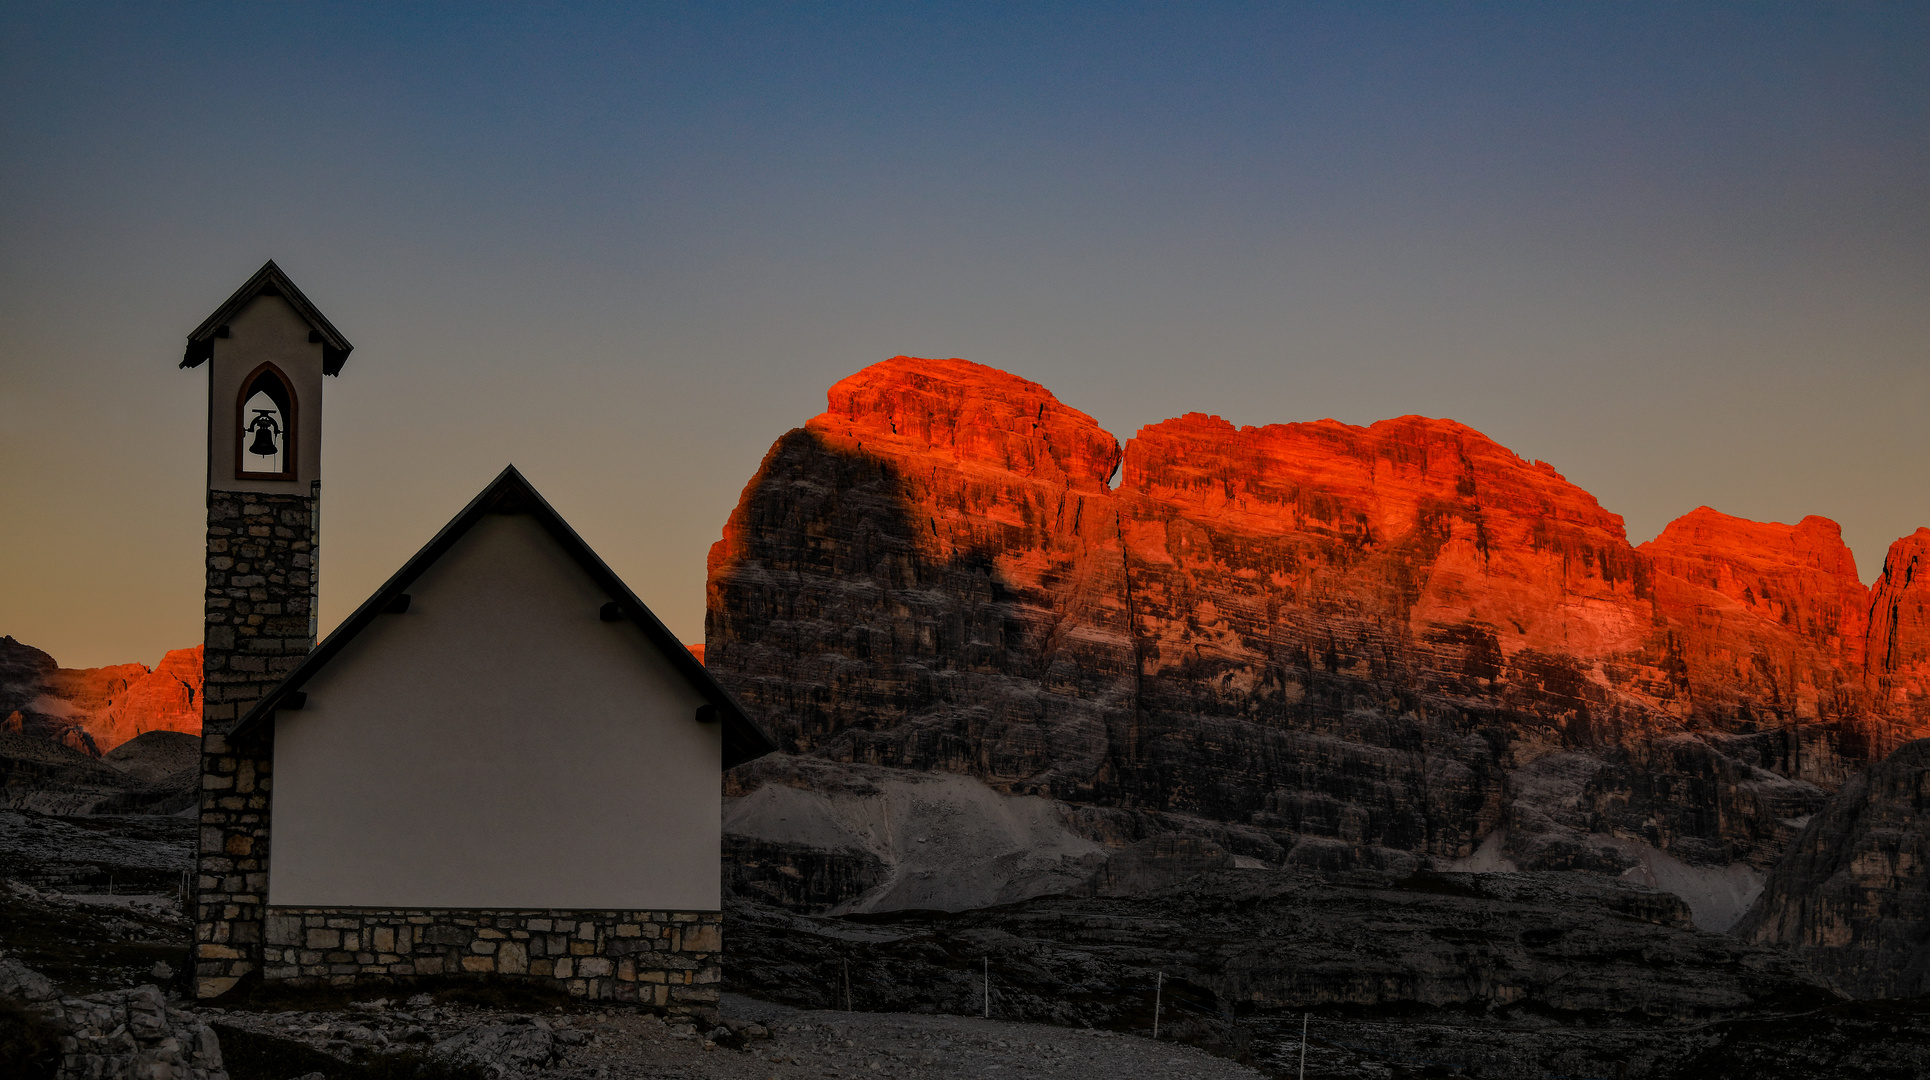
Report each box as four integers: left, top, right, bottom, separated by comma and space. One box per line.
180, 260, 355, 374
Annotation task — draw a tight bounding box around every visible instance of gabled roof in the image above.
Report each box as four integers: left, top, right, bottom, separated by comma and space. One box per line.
231, 466, 779, 769
180, 260, 356, 375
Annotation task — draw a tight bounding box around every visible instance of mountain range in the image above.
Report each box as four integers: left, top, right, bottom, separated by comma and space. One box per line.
706, 356, 1930, 952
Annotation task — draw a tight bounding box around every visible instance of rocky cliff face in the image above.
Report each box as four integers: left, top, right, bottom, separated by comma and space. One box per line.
1867, 529, 1930, 742
1639, 509, 1878, 782
1737, 737, 1930, 998
0, 637, 202, 754
708, 357, 1930, 924
709, 358, 1136, 800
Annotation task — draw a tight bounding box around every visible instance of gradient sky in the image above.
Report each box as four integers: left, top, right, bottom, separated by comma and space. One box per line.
3, 2, 1925, 669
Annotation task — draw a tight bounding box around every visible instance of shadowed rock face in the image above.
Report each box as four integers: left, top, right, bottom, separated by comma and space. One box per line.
1737, 737, 1930, 998
708, 357, 1930, 914
0, 637, 201, 755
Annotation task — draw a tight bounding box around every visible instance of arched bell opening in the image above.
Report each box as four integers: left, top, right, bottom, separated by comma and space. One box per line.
236, 362, 298, 479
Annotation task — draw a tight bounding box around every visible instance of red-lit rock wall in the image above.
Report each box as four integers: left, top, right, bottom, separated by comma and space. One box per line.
707, 357, 1137, 801
707, 357, 1930, 878
95, 646, 204, 749
1638, 509, 1877, 779
1867, 529, 1930, 740
0, 637, 203, 754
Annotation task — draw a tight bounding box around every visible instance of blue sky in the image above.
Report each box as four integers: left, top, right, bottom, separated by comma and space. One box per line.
3, 3, 1925, 665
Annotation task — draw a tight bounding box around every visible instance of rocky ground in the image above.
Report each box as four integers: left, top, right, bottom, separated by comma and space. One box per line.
6, 808, 1930, 1080
205, 991, 1265, 1080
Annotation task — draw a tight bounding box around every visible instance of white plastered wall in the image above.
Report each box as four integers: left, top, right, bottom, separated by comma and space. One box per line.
207, 294, 326, 493
268, 512, 721, 910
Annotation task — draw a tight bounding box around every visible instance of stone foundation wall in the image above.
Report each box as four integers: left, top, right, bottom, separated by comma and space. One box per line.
261, 908, 722, 1016
195, 488, 317, 999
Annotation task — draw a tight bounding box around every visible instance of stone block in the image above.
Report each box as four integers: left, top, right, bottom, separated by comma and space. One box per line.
554, 957, 573, 979
424, 925, 470, 946
306, 929, 339, 949
577, 957, 613, 978
681, 924, 722, 953
460, 955, 494, 974
372, 927, 395, 953
497, 941, 528, 975
413, 956, 444, 976
197, 977, 239, 999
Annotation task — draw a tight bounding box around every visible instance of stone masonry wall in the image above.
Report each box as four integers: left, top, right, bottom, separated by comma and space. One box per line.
261, 909, 722, 1016
195, 487, 317, 999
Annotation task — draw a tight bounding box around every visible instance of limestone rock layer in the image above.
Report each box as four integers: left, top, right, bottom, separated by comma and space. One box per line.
708, 356, 1930, 886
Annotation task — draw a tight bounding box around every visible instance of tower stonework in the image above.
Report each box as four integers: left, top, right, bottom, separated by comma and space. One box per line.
182, 262, 353, 999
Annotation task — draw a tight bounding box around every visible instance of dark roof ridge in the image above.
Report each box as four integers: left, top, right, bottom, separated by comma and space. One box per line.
181, 259, 356, 375
228, 464, 778, 768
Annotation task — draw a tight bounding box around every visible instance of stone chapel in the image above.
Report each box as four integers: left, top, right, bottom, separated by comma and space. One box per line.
184, 263, 773, 1011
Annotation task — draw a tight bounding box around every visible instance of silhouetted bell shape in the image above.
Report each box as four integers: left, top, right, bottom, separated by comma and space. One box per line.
249, 424, 279, 457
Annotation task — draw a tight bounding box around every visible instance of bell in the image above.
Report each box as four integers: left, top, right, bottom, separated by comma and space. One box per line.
249, 425, 279, 457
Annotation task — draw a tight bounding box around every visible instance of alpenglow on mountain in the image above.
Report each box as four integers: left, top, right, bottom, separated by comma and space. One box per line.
705, 356, 1930, 928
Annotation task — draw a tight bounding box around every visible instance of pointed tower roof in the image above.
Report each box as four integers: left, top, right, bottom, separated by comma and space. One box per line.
230, 465, 778, 769
181, 260, 355, 374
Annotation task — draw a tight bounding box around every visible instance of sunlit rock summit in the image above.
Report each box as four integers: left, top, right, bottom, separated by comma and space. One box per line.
0, 637, 201, 754
706, 357, 1930, 927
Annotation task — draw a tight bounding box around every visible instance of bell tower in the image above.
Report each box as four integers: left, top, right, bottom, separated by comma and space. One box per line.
181, 261, 354, 998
